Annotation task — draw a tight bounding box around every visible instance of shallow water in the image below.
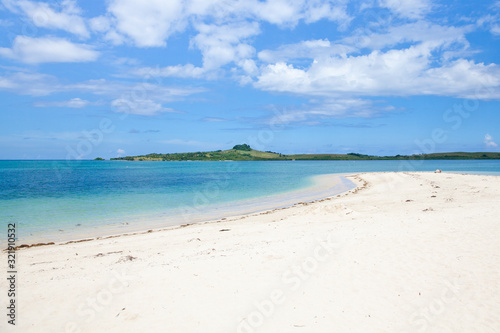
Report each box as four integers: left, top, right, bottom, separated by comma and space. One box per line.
1, 159, 499, 244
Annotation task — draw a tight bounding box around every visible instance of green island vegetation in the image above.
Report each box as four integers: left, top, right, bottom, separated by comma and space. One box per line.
94, 157, 105, 160
109, 144, 500, 161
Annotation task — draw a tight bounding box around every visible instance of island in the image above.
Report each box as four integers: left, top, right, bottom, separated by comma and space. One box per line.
110, 144, 500, 161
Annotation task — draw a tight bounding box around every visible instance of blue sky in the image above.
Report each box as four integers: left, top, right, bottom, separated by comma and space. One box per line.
1, 0, 499, 159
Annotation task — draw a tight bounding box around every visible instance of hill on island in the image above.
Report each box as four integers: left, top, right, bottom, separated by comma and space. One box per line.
110, 144, 500, 161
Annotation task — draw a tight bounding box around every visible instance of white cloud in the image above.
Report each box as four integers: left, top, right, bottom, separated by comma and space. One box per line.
252, 17, 500, 109
0, 76, 15, 89
131, 21, 261, 78
238, 58, 258, 76
0, 72, 60, 96
107, 0, 186, 47
345, 21, 472, 52
2, 0, 89, 37
259, 22, 472, 66
82, 0, 352, 79
34, 98, 91, 108
112, 57, 140, 66
255, 45, 500, 99
69, 79, 205, 104
203, 117, 227, 122
89, 15, 111, 33
255, 62, 311, 93
242, 0, 351, 27
379, 0, 432, 19
302, 0, 352, 27
103, 29, 127, 45
251, 0, 303, 26
192, 22, 260, 70
0, 71, 205, 118
258, 39, 353, 63
132, 64, 206, 79
0, 36, 99, 64
485, 134, 498, 148
111, 98, 179, 116
266, 98, 387, 125
474, 10, 500, 36
116, 148, 126, 156
100, 0, 351, 49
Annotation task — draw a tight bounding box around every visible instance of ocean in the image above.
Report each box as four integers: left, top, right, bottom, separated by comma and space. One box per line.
1, 159, 499, 245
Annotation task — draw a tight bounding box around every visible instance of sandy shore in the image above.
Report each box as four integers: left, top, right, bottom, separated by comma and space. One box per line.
2, 172, 500, 332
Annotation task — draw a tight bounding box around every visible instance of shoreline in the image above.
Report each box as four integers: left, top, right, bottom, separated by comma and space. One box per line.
3, 171, 499, 332
5, 173, 359, 248
7, 170, 498, 249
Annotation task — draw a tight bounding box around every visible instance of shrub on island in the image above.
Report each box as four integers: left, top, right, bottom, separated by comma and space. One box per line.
232, 144, 251, 151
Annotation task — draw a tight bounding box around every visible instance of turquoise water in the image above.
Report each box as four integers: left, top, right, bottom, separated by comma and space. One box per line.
1, 159, 499, 244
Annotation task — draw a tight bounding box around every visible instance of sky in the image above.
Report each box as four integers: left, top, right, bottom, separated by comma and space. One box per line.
0, 0, 499, 159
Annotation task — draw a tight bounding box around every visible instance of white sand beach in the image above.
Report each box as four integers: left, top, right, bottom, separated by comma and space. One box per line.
2, 172, 500, 332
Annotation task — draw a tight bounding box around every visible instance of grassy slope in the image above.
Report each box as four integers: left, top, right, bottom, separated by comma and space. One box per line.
112, 149, 285, 161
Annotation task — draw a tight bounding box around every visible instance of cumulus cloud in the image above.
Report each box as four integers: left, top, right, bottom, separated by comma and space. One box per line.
192, 22, 260, 70
130, 21, 261, 78
106, 0, 186, 47
258, 22, 472, 66
0, 36, 99, 64
120, 1, 499, 101
2, 0, 500, 122
117, 148, 126, 155
2, 0, 89, 37
485, 134, 498, 147
99, 0, 351, 49
255, 46, 500, 99
250, 9, 500, 114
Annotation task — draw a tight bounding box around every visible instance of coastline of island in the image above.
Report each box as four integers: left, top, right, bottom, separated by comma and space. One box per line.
108, 144, 500, 161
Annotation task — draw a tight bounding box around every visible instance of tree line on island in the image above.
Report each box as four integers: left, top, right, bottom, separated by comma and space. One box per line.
91, 144, 500, 161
